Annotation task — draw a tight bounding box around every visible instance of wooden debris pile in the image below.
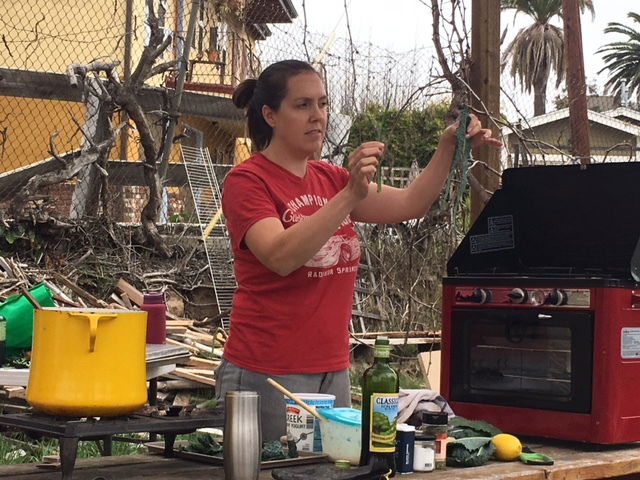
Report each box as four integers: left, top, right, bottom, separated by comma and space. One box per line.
0, 258, 223, 409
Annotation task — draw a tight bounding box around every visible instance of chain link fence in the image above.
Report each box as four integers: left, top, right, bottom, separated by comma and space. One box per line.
1, 0, 633, 331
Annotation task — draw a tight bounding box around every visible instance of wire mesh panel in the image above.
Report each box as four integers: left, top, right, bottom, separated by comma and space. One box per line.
180, 144, 235, 325
181, 145, 225, 235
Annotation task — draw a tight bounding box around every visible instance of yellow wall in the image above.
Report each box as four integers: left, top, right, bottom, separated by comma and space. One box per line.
0, 0, 127, 73
179, 115, 234, 163
1, 97, 85, 170
1, 0, 252, 173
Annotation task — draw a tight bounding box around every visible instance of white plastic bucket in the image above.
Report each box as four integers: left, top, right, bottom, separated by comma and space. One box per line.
284, 393, 335, 452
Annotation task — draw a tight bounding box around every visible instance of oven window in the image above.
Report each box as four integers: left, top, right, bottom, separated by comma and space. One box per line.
470, 322, 571, 396
451, 308, 593, 413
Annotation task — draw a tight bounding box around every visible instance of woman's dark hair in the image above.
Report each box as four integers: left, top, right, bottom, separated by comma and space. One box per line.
232, 60, 318, 151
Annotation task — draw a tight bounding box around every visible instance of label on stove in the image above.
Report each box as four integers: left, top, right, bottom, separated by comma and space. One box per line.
469, 215, 515, 254
621, 328, 640, 359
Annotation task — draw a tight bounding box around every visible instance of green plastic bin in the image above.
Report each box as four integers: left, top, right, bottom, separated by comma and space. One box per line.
0, 284, 55, 350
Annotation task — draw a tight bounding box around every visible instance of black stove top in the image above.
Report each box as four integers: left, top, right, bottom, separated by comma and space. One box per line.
448, 163, 640, 283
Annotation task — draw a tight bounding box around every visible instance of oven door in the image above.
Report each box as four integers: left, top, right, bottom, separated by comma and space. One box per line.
450, 308, 593, 413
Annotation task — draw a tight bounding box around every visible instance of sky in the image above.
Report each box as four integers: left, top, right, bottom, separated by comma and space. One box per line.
290, 0, 633, 94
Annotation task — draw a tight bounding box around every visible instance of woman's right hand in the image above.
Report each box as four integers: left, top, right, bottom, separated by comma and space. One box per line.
346, 141, 385, 200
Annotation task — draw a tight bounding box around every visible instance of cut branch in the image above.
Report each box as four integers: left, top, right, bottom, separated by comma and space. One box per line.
11, 123, 125, 215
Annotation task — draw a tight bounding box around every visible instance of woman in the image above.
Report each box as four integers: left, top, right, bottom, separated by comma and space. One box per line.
217, 59, 502, 441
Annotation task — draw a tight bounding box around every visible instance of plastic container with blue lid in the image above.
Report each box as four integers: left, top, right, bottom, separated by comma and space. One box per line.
318, 407, 361, 425
317, 408, 362, 465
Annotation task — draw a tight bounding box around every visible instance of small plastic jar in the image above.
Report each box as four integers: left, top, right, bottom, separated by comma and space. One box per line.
421, 411, 448, 435
413, 433, 436, 472
434, 432, 449, 469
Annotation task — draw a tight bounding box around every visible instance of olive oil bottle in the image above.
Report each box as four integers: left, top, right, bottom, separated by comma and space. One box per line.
360, 336, 399, 476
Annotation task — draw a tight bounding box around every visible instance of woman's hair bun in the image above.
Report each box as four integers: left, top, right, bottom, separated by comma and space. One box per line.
232, 78, 258, 109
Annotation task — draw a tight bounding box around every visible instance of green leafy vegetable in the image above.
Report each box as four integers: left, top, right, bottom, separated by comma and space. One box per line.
261, 440, 287, 461
185, 432, 222, 455
443, 107, 473, 211
454, 107, 472, 170
446, 436, 496, 468
184, 435, 298, 461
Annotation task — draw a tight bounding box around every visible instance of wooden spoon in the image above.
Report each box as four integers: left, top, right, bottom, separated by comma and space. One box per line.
266, 377, 322, 420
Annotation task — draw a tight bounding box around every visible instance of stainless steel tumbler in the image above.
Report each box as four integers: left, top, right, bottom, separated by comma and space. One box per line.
223, 391, 262, 480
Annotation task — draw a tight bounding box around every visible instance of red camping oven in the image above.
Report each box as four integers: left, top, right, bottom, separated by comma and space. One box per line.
441, 162, 640, 444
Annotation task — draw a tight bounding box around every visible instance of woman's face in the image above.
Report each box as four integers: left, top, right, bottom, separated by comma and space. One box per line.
262, 71, 328, 157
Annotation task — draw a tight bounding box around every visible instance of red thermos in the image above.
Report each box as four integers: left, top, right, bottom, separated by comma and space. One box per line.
142, 292, 166, 344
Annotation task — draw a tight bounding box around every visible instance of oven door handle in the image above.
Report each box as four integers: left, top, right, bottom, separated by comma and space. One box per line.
538, 314, 552, 319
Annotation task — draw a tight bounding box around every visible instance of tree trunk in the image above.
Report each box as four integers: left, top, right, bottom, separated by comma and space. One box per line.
534, 83, 547, 116
115, 88, 172, 258
470, 0, 501, 221
70, 77, 113, 218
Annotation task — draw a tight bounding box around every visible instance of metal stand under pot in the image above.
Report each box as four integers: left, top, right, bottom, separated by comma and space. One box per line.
0, 410, 224, 479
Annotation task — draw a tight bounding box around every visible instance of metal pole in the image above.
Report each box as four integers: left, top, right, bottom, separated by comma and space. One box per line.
562, 0, 591, 163
119, 0, 134, 161
158, 0, 201, 179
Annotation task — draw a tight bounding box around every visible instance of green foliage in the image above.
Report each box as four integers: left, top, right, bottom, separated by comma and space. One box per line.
76, 437, 147, 458
398, 367, 426, 390
0, 223, 37, 246
598, 12, 640, 102
0, 433, 145, 465
446, 437, 496, 468
500, 0, 594, 23
346, 102, 449, 169
168, 212, 199, 223
0, 222, 46, 261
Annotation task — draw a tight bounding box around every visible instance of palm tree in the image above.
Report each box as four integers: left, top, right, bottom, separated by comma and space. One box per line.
598, 13, 640, 107
501, 0, 594, 116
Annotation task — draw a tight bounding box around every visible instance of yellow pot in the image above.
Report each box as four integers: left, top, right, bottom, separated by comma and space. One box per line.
26, 307, 148, 417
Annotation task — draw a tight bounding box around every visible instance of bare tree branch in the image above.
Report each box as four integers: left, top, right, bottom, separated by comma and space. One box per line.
146, 60, 179, 80
11, 124, 125, 215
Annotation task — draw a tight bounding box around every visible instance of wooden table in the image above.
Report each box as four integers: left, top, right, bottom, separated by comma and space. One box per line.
1, 437, 640, 480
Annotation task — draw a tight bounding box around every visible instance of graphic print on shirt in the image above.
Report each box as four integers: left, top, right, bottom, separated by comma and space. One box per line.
305, 235, 360, 268
282, 194, 360, 274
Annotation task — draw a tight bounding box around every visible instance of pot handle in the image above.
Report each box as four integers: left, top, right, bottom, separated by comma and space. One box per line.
68, 313, 117, 352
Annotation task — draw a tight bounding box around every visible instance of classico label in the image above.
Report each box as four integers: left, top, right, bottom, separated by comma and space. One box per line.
369, 392, 399, 452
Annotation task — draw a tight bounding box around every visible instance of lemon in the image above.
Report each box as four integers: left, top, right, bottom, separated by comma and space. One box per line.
491, 433, 522, 461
